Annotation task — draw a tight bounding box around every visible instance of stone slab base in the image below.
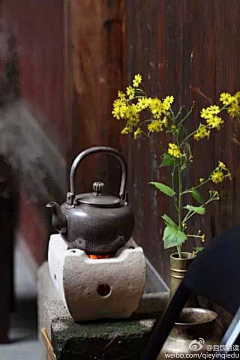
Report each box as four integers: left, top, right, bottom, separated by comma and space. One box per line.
38, 261, 168, 359
51, 316, 154, 360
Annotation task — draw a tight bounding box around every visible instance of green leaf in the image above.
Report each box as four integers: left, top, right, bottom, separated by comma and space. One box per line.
162, 214, 178, 229
191, 189, 204, 205
163, 226, 187, 249
149, 182, 176, 197
159, 153, 177, 168
193, 247, 204, 254
184, 205, 206, 215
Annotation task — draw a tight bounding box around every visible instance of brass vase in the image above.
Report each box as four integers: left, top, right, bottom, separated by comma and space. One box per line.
170, 252, 198, 307
157, 253, 219, 359
157, 308, 218, 359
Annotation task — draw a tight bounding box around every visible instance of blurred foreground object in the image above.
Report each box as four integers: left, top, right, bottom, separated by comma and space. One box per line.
140, 226, 240, 360
0, 158, 19, 343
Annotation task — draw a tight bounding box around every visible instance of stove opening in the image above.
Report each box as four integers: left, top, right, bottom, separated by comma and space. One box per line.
97, 284, 111, 297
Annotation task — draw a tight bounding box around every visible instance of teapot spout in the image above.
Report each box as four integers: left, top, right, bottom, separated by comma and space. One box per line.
46, 202, 67, 233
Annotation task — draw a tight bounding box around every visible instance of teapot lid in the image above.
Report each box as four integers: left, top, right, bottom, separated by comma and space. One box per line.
74, 182, 122, 208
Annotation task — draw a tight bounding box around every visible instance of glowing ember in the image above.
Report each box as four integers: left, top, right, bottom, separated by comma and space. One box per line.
87, 254, 112, 259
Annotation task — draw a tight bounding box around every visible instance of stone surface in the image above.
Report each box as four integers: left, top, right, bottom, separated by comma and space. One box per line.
38, 259, 63, 341
48, 292, 168, 360
48, 235, 147, 321
51, 317, 156, 360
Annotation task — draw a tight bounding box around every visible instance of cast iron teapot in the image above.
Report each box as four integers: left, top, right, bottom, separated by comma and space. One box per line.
47, 146, 135, 255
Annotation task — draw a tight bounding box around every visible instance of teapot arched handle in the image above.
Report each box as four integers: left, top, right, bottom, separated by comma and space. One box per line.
67, 147, 128, 205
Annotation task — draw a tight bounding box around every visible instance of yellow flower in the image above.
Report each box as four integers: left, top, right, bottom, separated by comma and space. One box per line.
137, 97, 150, 111
228, 103, 240, 117
134, 128, 142, 139
118, 91, 126, 100
199, 178, 204, 183
148, 120, 163, 133
208, 105, 220, 115
211, 171, 224, 183
200, 108, 210, 119
133, 74, 142, 88
125, 104, 140, 126
234, 91, 240, 101
126, 86, 135, 100
168, 143, 182, 158
206, 115, 224, 130
219, 92, 234, 105
214, 161, 232, 181
113, 99, 124, 108
112, 99, 127, 119
209, 190, 220, 200
162, 116, 168, 128
163, 96, 174, 111
149, 98, 164, 119
201, 105, 221, 120
201, 234, 206, 243
194, 126, 210, 141
121, 126, 133, 134
218, 161, 226, 170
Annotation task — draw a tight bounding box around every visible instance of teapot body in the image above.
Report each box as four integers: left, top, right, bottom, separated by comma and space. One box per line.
48, 147, 135, 255
60, 201, 135, 254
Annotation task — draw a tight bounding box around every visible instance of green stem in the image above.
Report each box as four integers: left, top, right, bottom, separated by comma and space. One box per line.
220, 104, 229, 111
182, 178, 211, 195
139, 119, 154, 127
175, 107, 183, 121
135, 88, 147, 95
141, 130, 166, 151
182, 210, 194, 224
172, 166, 178, 211
182, 195, 218, 224
170, 109, 176, 125
179, 107, 193, 126
177, 164, 183, 258
177, 246, 182, 259
126, 95, 145, 102
178, 167, 182, 229
180, 129, 199, 147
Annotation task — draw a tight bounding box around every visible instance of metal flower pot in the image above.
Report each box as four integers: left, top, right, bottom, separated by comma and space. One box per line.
157, 308, 218, 359
170, 252, 198, 307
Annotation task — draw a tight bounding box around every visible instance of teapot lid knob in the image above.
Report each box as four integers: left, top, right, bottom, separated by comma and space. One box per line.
93, 182, 104, 194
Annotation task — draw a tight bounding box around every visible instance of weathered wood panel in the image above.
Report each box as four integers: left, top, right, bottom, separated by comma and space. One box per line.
1, 0, 239, 283
70, 0, 126, 196
125, 0, 240, 283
